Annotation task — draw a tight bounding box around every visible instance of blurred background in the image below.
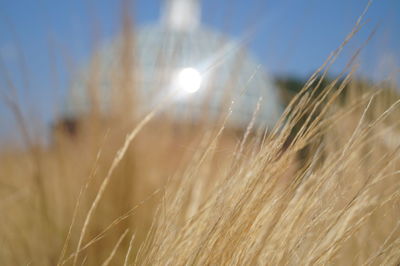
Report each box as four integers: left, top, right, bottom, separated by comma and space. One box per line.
0, 0, 399, 145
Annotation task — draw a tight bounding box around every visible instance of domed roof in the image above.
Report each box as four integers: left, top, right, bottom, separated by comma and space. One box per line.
67, 24, 283, 129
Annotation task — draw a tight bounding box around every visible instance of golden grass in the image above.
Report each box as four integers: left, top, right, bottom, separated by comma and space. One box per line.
0, 2, 400, 265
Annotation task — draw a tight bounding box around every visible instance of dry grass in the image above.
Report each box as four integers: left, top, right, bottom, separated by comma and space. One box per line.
0, 2, 400, 265
134, 81, 400, 266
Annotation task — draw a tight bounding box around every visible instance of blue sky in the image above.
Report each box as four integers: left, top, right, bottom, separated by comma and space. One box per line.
0, 0, 399, 143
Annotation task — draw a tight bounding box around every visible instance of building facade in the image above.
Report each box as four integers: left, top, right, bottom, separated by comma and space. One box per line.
66, 0, 283, 130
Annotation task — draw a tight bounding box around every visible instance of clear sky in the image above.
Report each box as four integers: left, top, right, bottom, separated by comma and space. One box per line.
0, 0, 399, 143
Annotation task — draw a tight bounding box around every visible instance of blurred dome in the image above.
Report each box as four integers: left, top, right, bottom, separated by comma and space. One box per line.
67, 1, 283, 129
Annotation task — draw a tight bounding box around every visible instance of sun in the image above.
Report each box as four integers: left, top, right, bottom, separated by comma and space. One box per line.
176, 67, 202, 93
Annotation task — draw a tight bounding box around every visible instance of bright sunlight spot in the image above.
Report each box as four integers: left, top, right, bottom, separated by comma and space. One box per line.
176, 67, 202, 93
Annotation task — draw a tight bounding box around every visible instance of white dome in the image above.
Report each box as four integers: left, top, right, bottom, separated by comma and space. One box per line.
67, 25, 283, 128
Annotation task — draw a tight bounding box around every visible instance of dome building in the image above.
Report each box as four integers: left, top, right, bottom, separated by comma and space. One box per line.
67, 0, 282, 130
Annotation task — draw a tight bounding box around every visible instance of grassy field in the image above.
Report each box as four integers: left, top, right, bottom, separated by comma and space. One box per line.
0, 4, 400, 266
